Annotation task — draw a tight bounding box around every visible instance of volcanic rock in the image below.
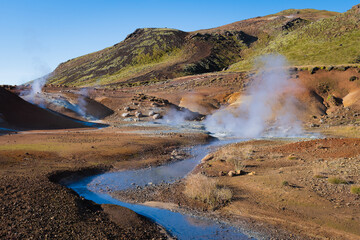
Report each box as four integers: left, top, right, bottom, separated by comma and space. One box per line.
152, 114, 161, 120
0, 87, 87, 130
151, 102, 159, 107
201, 154, 214, 162
135, 111, 143, 118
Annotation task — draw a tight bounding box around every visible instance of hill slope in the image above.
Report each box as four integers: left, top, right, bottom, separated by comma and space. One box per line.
197, 8, 338, 37
48, 28, 249, 87
230, 4, 360, 70
46, 6, 359, 88
0, 87, 87, 130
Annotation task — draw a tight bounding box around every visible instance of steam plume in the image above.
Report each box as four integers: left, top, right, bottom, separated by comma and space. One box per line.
76, 88, 89, 118
160, 108, 195, 125
22, 74, 49, 107
205, 54, 303, 138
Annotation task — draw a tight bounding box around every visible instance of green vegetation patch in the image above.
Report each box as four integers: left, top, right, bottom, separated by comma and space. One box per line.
230, 8, 360, 71
282, 180, 289, 186
184, 173, 232, 209
328, 177, 348, 184
350, 186, 360, 195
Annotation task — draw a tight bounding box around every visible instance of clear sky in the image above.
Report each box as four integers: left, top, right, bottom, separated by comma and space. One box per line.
0, 0, 358, 85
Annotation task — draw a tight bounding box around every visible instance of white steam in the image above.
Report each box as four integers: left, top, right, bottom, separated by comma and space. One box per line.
22, 74, 48, 107
160, 107, 198, 125
77, 88, 89, 118
74, 87, 99, 121
205, 54, 303, 138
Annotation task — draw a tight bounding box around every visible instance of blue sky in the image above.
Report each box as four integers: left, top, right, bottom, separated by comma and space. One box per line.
0, 0, 358, 85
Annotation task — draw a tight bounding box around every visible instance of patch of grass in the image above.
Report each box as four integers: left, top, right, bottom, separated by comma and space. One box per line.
321, 126, 360, 138
350, 186, 360, 195
99, 48, 185, 85
328, 177, 348, 184
217, 145, 253, 171
282, 180, 289, 186
0, 143, 65, 152
184, 173, 232, 209
228, 157, 245, 171
270, 9, 339, 18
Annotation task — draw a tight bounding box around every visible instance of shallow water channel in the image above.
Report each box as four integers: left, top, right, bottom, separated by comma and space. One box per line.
67, 137, 256, 240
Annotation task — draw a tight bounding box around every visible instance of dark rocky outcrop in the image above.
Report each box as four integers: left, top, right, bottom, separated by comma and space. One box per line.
0, 87, 86, 130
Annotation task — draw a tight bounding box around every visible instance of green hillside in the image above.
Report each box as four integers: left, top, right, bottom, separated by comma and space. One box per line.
48, 28, 249, 87
47, 4, 360, 87
230, 4, 360, 70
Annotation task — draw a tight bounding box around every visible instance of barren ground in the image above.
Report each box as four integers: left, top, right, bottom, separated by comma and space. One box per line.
1, 67, 360, 239
0, 127, 209, 239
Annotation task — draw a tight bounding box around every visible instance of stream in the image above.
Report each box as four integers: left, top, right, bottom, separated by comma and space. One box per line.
66, 118, 316, 239
67, 137, 254, 239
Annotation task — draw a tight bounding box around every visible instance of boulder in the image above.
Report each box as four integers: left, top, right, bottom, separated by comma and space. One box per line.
152, 114, 161, 119
151, 102, 159, 107
228, 171, 235, 177
235, 169, 246, 175
201, 154, 214, 163
124, 106, 130, 111
135, 111, 142, 118
148, 110, 155, 116
121, 112, 130, 118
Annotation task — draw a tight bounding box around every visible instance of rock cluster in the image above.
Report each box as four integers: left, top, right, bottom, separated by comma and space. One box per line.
120, 94, 169, 121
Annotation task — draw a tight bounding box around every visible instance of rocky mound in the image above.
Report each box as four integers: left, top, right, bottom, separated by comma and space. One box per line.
115, 93, 204, 122
0, 87, 87, 130
64, 92, 114, 119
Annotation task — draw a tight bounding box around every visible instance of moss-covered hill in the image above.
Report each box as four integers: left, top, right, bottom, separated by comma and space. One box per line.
229, 4, 360, 70
47, 4, 359, 87
48, 28, 250, 87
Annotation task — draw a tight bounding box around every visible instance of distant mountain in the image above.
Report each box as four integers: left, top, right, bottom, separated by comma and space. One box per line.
47, 5, 359, 87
